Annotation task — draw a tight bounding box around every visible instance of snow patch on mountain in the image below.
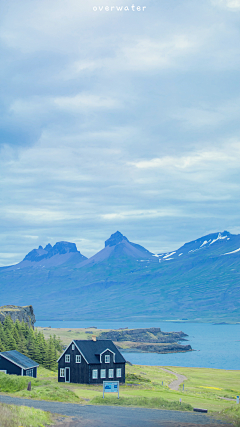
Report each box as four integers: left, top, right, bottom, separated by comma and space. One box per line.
223, 248, 240, 255
210, 233, 227, 245
163, 252, 176, 259
200, 240, 210, 247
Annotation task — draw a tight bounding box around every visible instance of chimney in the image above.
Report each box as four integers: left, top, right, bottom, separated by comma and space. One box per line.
92, 335, 97, 342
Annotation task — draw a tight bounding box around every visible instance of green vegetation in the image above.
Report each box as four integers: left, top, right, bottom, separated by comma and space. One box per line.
0, 361, 239, 425
0, 402, 52, 427
0, 315, 62, 370
91, 395, 193, 410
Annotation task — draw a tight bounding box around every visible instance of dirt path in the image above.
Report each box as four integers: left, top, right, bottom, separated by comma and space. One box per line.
159, 368, 187, 391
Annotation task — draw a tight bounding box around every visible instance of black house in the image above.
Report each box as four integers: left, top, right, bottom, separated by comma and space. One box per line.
0, 350, 39, 377
58, 337, 126, 384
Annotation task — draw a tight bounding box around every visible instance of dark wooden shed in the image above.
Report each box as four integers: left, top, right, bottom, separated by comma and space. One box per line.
0, 350, 39, 377
58, 338, 126, 384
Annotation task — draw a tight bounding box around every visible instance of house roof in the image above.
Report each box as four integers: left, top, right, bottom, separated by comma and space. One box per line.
73, 340, 126, 364
0, 350, 39, 369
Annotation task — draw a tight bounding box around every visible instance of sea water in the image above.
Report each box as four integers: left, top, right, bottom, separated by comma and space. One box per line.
35, 320, 240, 370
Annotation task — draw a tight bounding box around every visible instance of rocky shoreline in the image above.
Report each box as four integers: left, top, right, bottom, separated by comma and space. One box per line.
98, 327, 192, 354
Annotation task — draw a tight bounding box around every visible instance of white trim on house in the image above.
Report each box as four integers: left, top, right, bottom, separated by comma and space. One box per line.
57, 340, 89, 364
116, 368, 122, 378
65, 354, 70, 363
105, 355, 110, 363
60, 368, 65, 377
26, 369, 34, 377
76, 355, 81, 363
108, 368, 114, 378
65, 367, 70, 383
92, 369, 98, 379
0, 370, 7, 374
0, 353, 39, 370
100, 369, 106, 378
99, 348, 115, 363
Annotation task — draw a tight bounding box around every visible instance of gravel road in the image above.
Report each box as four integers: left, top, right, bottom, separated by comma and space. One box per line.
159, 367, 188, 391
0, 395, 233, 427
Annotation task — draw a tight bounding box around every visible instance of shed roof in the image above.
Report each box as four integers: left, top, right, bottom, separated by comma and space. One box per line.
0, 350, 39, 369
73, 340, 126, 364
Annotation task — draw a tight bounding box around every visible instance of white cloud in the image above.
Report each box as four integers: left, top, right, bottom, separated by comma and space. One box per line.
130, 149, 235, 171
54, 93, 120, 110
213, 0, 240, 9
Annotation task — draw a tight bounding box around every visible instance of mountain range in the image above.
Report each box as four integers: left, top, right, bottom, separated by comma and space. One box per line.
0, 230, 240, 322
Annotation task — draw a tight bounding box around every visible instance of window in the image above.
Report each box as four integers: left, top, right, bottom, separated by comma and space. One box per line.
26, 369, 33, 377
65, 354, 70, 363
100, 369, 106, 378
92, 369, 98, 379
72, 343, 75, 351
60, 368, 65, 377
76, 355, 81, 363
105, 355, 110, 363
108, 369, 114, 378
116, 368, 122, 378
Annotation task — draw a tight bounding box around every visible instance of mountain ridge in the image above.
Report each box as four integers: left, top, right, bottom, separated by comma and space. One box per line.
0, 230, 240, 322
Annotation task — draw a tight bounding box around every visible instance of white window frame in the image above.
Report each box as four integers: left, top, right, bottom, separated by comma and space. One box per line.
116, 368, 122, 378
65, 354, 70, 363
60, 368, 65, 377
105, 355, 110, 363
108, 369, 114, 378
26, 369, 33, 377
92, 369, 98, 379
76, 355, 81, 363
72, 343, 75, 351
100, 369, 106, 378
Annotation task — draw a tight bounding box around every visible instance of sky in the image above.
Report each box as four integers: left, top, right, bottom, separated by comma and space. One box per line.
1, 0, 240, 266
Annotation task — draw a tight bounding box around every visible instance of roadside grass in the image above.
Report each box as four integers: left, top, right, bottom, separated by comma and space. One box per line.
222, 406, 240, 427
0, 402, 52, 427
91, 395, 193, 411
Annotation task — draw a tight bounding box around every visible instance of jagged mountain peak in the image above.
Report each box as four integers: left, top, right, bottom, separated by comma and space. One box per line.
105, 231, 129, 247
20, 240, 87, 267
44, 243, 52, 251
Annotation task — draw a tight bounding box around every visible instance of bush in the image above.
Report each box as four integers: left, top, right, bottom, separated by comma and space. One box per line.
0, 372, 41, 392
126, 373, 151, 383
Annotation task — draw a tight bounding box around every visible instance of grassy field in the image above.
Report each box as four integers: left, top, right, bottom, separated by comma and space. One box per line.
1, 364, 239, 424
0, 402, 53, 427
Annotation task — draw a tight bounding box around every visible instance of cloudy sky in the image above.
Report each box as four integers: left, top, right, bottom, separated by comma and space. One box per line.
1, 0, 240, 266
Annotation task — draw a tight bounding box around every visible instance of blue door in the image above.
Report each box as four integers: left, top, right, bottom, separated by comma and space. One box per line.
65, 368, 70, 382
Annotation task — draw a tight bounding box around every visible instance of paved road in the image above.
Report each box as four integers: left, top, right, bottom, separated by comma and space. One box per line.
0, 395, 233, 426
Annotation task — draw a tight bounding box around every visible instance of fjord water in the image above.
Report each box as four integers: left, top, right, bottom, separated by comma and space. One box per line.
36, 321, 240, 370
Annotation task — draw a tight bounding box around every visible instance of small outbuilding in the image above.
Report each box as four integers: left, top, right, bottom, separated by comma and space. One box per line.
0, 350, 39, 377
58, 337, 126, 384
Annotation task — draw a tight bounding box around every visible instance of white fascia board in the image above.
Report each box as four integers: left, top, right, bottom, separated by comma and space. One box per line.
73, 341, 89, 364
0, 353, 39, 370
57, 340, 74, 362
100, 348, 116, 363
57, 340, 89, 364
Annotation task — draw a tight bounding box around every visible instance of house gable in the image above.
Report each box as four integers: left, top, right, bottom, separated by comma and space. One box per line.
57, 340, 88, 364
99, 348, 115, 363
